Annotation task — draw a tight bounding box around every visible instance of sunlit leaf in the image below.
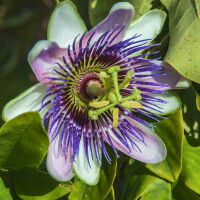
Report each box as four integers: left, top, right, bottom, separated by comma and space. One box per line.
121, 161, 172, 200
195, 0, 200, 21
179, 135, 200, 194
161, 0, 200, 83
172, 134, 200, 200
192, 82, 200, 111
176, 88, 200, 138
173, 180, 200, 200
145, 109, 183, 182
69, 145, 117, 200
131, 0, 154, 18
12, 167, 72, 200
105, 187, 115, 200
0, 112, 49, 169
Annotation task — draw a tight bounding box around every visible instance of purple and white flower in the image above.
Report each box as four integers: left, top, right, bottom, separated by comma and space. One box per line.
2, 1, 191, 185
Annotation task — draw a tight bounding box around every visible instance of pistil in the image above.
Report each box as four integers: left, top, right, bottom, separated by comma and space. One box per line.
88, 66, 142, 127
86, 80, 106, 97
119, 70, 134, 90
88, 88, 141, 120
107, 66, 122, 101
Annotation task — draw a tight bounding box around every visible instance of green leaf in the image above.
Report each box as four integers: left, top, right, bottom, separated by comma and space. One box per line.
12, 167, 72, 200
69, 144, 117, 200
173, 180, 200, 200
169, 135, 200, 198
176, 87, 200, 138
172, 137, 200, 200
105, 187, 115, 200
179, 135, 200, 194
130, 0, 154, 18
195, 0, 200, 21
145, 109, 184, 182
0, 112, 49, 170
0, 170, 20, 200
121, 161, 172, 200
161, 0, 200, 83
89, 0, 115, 27
113, 156, 134, 199
71, 0, 90, 28
192, 82, 200, 111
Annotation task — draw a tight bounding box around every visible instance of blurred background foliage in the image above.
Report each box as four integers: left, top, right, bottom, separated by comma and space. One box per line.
0, 0, 91, 126
0, 0, 56, 126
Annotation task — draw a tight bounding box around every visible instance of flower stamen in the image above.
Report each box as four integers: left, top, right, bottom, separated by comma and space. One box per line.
121, 101, 143, 108
112, 108, 119, 128
89, 101, 110, 108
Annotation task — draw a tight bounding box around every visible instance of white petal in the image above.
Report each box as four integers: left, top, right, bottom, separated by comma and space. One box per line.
101, 116, 166, 163
82, 2, 134, 48
28, 40, 54, 66
47, 1, 86, 48
2, 83, 47, 121
47, 120, 75, 182
131, 60, 191, 91
28, 40, 68, 87
175, 75, 192, 88
109, 2, 135, 13
73, 135, 102, 185
124, 9, 166, 56
143, 90, 182, 115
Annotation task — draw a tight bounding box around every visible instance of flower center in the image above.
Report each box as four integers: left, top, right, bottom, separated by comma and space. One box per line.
78, 72, 106, 101
88, 66, 143, 127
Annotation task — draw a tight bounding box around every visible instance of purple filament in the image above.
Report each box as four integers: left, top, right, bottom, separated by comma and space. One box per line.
39, 24, 169, 165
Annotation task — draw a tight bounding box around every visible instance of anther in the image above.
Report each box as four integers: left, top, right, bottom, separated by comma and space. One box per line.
112, 108, 119, 128
89, 101, 110, 108
121, 101, 143, 108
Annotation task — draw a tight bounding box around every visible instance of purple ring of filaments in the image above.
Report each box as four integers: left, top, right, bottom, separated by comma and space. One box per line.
39, 24, 169, 167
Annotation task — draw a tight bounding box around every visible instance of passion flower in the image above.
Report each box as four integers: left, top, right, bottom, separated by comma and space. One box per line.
2, 1, 191, 185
